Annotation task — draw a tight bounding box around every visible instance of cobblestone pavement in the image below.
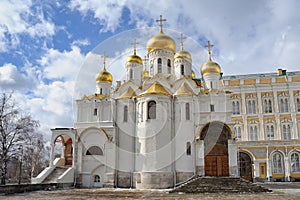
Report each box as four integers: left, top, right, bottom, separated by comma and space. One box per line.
1, 186, 300, 200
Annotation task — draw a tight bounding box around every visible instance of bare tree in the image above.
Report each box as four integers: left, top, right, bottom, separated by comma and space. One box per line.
0, 92, 39, 185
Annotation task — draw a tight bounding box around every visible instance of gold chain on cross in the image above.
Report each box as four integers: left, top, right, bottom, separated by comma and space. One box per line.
156, 15, 166, 33
178, 33, 187, 50
101, 51, 107, 69
131, 39, 139, 55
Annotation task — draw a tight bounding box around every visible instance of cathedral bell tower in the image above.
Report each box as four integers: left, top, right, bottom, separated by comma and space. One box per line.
95, 52, 113, 95
125, 39, 143, 86
201, 41, 221, 90
146, 15, 176, 77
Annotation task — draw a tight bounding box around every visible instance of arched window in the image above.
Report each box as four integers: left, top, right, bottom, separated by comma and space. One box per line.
147, 101, 156, 119
129, 69, 133, 79
264, 100, 268, 113
297, 98, 300, 112
100, 88, 103, 94
248, 100, 252, 114
86, 146, 103, 155
272, 152, 283, 174
250, 126, 258, 141
94, 108, 97, 116
236, 101, 240, 114
157, 58, 162, 73
252, 100, 256, 114
266, 125, 275, 140
167, 59, 171, 73
282, 124, 291, 140
185, 103, 190, 120
232, 102, 236, 114
124, 105, 128, 122
291, 152, 300, 173
280, 99, 284, 113
284, 99, 289, 112
181, 65, 184, 75
268, 99, 272, 113
186, 142, 191, 155
234, 125, 242, 140
94, 175, 100, 182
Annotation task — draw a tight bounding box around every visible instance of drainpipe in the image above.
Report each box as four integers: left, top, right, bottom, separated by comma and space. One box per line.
172, 96, 176, 187
114, 99, 119, 188
131, 97, 137, 188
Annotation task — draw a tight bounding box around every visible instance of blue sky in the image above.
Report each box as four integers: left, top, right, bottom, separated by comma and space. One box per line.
1, 0, 300, 139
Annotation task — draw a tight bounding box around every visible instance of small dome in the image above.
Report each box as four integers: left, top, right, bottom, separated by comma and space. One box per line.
95, 68, 113, 84
142, 70, 149, 79
201, 59, 221, 75
192, 70, 195, 78
126, 54, 143, 65
174, 50, 192, 60
147, 32, 176, 53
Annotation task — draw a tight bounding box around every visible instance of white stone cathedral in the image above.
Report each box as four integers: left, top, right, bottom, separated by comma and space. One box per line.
32, 16, 300, 188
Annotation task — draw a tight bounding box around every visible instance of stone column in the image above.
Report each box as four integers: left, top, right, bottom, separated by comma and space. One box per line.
50, 143, 55, 167
196, 140, 205, 176
228, 140, 238, 177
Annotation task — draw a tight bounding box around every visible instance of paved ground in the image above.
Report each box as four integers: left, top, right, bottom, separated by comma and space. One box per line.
1, 183, 300, 200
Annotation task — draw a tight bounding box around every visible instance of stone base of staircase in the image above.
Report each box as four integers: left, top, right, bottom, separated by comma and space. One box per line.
171, 177, 271, 193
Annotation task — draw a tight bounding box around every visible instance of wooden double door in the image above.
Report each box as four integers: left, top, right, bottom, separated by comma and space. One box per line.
205, 144, 229, 176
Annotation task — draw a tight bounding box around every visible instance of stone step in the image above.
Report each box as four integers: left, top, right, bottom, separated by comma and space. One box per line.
171, 177, 271, 193
43, 167, 68, 183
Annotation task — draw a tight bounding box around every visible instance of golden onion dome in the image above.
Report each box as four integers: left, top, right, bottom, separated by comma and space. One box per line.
147, 32, 176, 53
95, 67, 113, 84
201, 58, 221, 75
174, 50, 192, 60
191, 70, 195, 79
142, 70, 149, 79
126, 54, 143, 65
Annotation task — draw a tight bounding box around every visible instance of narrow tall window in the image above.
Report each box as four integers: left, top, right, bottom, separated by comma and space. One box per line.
157, 58, 162, 73
284, 99, 289, 112
232, 102, 236, 114
283, 124, 291, 140
94, 108, 97, 116
167, 59, 171, 73
291, 152, 300, 173
236, 101, 240, 114
272, 153, 283, 174
252, 100, 256, 114
280, 99, 284, 113
186, 142, 191, 155
186, 103, 190, 120
297, 98, 300, 112
264, 100, 268, 113
248, 100, 252, 114
100, 88, 103, 94
268, 100, 272, 113
210, 104, 215, 112
124, 105, 128, 122
129, 68, 133, 79
181, 65, 184, 75
148, 101, 156, 119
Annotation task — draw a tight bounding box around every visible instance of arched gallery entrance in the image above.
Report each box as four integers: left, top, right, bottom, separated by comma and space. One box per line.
54, 135, 73, 166
239, 152, 253, 181
200, 121, 232, 176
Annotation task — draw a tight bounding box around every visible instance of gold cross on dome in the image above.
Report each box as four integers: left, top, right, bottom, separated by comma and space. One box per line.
178, 33, 187, 50
205, 40, 214, 56
131, 39, 139, 55
156, 15, 166, 33
101, 51, 107, 69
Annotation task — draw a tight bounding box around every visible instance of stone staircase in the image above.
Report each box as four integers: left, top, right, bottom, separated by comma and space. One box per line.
43, 167, 68, 183
171, 177, 271, 193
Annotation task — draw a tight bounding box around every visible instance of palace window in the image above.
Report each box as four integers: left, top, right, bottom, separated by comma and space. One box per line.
94, 175, 100, 183
249, 125, 258, 141
282, 124, 291, 140
263, 99, 272, 113
181, 65, 184, 75
86, 146, 103, 155
157, 58, 162, 73
272, 152, 284, 174
297, 98, 300, 112
185, 103, 190, 120
291, 152, 300, 173
233, 125, 242, 141
279, 97, 289, 113
247, 99, 256, 114
124, 105, 128, 122
167, 59, 171, 73
94, 108, 98, 116
232, 100, 240, 115
147, 101, 156, 119
266, 124, 275, 140
186, 142, 191, 156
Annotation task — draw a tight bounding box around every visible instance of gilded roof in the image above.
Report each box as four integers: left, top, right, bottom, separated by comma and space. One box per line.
174, 83, 194, 96
118, 87, 137, 99
139, 82, 171, 97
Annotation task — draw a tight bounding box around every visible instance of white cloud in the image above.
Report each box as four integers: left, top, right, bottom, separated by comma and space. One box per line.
39, 46, 85, 81
0, 63, 34, 90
